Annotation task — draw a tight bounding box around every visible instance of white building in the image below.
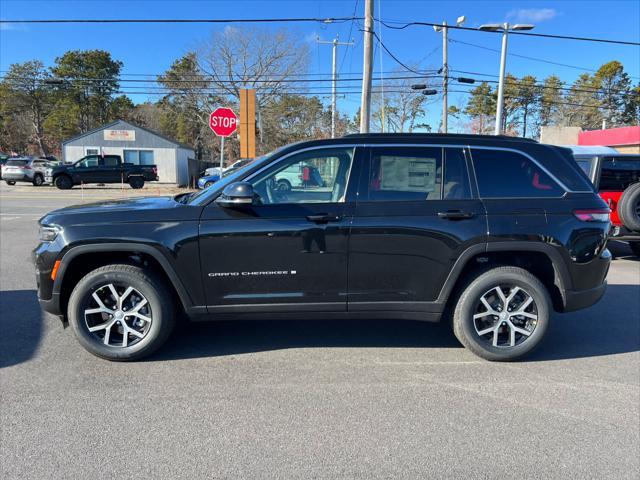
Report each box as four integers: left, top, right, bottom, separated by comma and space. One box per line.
62, 119, 195, 186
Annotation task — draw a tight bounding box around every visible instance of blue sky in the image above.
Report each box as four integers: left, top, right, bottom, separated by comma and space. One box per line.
2, 0, 639, 130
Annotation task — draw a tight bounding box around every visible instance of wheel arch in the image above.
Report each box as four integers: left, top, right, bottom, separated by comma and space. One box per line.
438, 242, 572, 313
55, 243, 195, 318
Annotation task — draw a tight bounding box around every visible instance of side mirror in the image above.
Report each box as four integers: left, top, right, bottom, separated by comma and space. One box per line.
215, 182, 255, 208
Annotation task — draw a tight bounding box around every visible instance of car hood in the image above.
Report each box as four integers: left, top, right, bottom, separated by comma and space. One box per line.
40, 195, 202, 226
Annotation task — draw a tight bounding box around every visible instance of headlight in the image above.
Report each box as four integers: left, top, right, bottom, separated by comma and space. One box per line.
39, 224, 62, 242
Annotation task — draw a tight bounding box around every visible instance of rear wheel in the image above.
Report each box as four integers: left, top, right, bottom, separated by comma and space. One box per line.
277, 179, 292, 192
67, 264, 175, 361
453, 266, 550, 361
32, 174, 44, 186
54, 175, 73, 190
129, 176, 144, 189
5, 180, 16, 186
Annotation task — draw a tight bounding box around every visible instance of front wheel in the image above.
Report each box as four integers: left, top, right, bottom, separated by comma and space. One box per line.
54, 175, 73, 189
67, 264, 175, 361
452, 266, 550, 361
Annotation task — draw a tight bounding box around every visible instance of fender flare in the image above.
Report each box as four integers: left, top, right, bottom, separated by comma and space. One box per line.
53, 242, 194, 310
436, 241, 573, 303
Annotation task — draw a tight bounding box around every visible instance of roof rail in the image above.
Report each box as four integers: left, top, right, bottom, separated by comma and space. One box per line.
341, 132, 539, 143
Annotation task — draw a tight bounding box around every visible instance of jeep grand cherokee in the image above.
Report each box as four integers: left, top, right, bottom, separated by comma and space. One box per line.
34, 134, 611, 362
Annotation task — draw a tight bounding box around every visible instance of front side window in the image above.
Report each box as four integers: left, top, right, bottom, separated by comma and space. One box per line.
599, 156, 640, 191
368, 147, 442, 201
471, 149, 563, 198
249, 148, 354, 205
76, 156, 99, 168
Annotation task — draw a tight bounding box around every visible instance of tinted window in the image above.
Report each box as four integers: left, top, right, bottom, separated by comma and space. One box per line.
599, 156, 640, 191
574, 157, 596, 179
6, 159, 28, 167
368, 147, 442, 201
250, 148, 354, 205
444, 148, 472, 199
471, 149, 563, 198
77, 156, 99, 168
103, 156, 120, 167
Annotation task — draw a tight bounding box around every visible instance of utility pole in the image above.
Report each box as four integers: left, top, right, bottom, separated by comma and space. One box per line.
479, 22, 535, 135
317, 35, 353, 138
359, 0, 374, 133
434, 16, 465, 133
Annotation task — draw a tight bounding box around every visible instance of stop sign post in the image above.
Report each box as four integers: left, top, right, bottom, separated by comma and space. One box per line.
209, 108, 238, 172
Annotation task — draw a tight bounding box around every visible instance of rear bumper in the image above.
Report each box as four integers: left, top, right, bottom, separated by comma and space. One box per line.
563, 281, 607, 312
3, 173, 31, 181
609, 225, 639, 242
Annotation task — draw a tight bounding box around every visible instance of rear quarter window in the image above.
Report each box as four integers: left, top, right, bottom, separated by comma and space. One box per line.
471, 148, 563, 198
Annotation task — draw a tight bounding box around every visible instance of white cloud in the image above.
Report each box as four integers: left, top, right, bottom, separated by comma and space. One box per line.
506, 8, 558, 23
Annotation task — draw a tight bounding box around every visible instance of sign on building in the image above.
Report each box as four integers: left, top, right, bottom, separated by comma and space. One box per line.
104, 129, 136, 141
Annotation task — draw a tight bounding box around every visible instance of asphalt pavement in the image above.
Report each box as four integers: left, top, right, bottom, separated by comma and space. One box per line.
1, 182, 639, 479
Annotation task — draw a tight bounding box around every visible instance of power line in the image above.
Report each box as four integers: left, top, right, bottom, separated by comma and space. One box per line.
0, 16, 361, 24
364, 28, 436, 75
377, 19, 640, 46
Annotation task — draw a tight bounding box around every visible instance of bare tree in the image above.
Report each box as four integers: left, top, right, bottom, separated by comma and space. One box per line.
197, 26, 310, 106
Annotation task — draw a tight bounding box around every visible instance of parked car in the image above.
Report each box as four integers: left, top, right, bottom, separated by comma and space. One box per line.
47, 154, 159, 189
35, 133, 610, 362
568, 146, 640, 256
197, 172, 221, 189
275, 162, 325, 191
198, 164, 253, 189
2, 157, 54, 186
203, 158, 254, 178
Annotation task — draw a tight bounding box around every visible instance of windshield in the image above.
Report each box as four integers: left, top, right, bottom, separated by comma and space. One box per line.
187, 147, 286, 205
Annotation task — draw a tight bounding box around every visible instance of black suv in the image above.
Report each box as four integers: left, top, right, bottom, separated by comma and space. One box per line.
34, 134, 611, 361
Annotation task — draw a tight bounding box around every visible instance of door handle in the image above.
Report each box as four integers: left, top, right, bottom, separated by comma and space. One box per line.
306, 214, 341, 223
437, 210, 475, 220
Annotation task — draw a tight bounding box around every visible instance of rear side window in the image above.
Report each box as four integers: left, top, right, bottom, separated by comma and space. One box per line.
599, 156, 640, 191
368, 147, 442, 201
471, 148, 563, 198
103, 156, 119, 167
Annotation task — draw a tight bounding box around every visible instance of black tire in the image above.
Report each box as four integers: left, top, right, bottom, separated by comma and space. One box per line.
629, 242, 640, 257
277, 179, 292, 192
129, 176, 144, 189
32, 174, 44, 186
67, 264, 175, 361
618, 182, 640, 232
54, 175, 73, 190
452, 266, 551, 361
5, 180, 16, 186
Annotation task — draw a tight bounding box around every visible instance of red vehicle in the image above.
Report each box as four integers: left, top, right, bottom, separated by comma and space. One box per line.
569, 146, 640, 256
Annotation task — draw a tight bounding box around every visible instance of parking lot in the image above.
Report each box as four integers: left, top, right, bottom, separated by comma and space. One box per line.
1, 182, 638, 479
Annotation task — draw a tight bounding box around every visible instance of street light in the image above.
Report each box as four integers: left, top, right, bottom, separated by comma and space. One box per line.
434, 15, 466, 133
479, 23, 535, 135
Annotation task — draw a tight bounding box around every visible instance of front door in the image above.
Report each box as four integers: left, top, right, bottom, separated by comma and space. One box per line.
348, 145, 488, 313
199, 146, 361, 313
71, 155, 102, 184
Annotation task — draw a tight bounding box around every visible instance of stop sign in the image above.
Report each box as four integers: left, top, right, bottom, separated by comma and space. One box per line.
209, 108, 238, 137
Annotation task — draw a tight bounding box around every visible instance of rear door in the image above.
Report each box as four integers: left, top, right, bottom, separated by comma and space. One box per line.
348, 145, 487, 313
100, 155, 123, 183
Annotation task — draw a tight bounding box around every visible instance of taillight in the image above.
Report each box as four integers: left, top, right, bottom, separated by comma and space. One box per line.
23, 165, 32, 170
574, 209, 610, 222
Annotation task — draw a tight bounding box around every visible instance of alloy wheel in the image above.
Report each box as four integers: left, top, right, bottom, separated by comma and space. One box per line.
472, 285, 538, 348
84, 283, 152, 347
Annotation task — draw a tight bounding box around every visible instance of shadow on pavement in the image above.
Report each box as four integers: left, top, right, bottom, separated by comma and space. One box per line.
0, 289, 42, 368
154, 283, 639, 363
530, 284, 640, 361
151, 318, 461, 361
